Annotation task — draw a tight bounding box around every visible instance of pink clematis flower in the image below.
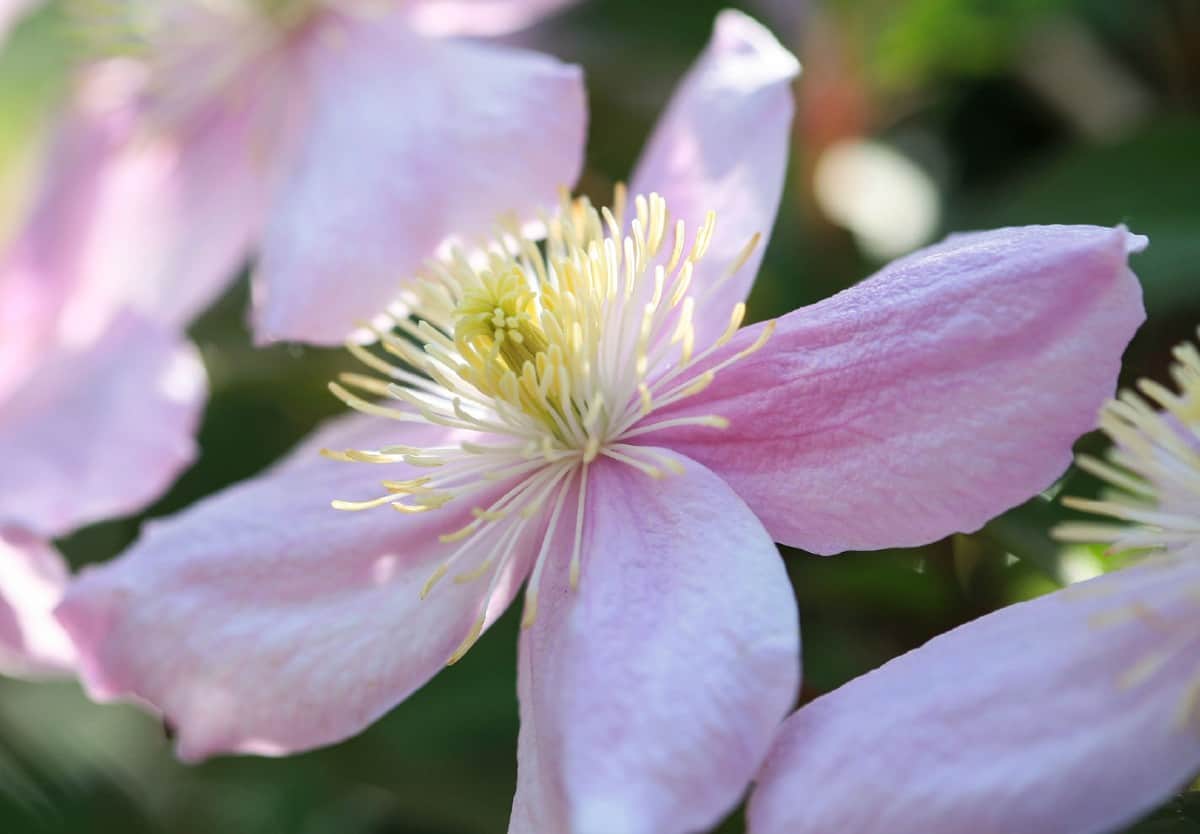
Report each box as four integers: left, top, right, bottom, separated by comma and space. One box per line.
750, 332, 1200, 834
58, 11, 1146, 832
12, 0, 585, 345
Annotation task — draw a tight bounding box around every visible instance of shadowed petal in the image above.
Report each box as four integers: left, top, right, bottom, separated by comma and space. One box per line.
510, 453, 799, 834
56, 414, 533, 761
402, 0, 578, 37
254, 18, 586, 344
630, 10, 798, 350
0, 312, 206, 538
0, 530, 74, 677
749, 555, 1200, 834
649, 225, 1146, 554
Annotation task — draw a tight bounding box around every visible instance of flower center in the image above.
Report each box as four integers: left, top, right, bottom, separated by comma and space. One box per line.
326, 189, 770, 660
455, 267, 546, 359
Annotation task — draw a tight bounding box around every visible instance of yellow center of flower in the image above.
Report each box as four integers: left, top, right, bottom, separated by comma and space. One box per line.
454, 266, 552, 382
326, 189, 770, 661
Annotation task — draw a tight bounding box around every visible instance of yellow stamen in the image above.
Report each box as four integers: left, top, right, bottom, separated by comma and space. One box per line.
327, 188, 773, 663
1058, 329, 1200, 737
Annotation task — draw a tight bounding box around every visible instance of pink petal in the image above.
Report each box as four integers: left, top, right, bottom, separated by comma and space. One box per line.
56, 414, 533, 761
749, 555, 1200, 834
254, 19, 586, 344
510, 453, 799, 834
0, 68, 139, 397
0, 62, 271, 348
0, 529, 74, 678
0, 312, 206, 538
401, 0, 579, 37
649, 225, 1146, 554
629, 10, 798, 350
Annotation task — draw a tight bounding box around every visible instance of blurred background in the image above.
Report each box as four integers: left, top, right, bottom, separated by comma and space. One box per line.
1, 0, 1199, 831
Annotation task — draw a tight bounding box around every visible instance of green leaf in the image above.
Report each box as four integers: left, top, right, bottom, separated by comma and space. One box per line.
1122, 790, 1200, 833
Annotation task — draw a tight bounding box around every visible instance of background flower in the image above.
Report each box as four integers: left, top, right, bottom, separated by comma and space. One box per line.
0, 64, 208, 679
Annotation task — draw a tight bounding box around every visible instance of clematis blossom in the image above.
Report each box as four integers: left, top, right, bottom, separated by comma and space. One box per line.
11, 0, 585, 344
58, 11, 1147, 833
750, 332, 1200, 834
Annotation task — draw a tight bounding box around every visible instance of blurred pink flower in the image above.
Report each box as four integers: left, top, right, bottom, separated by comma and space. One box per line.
751, 333, 1200, 834
0, 302, 205, 679
0, 79, 207, 672
8, 0, 585, 344
57, 10, 1147, 833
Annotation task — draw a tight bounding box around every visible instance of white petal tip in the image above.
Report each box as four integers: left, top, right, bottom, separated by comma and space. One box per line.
713, 9, 801, 82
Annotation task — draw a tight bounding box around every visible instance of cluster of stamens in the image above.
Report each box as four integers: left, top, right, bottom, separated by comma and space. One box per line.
1055, 331, 1200, 553
1055, 330, 1200, 729
326, 189, 769, 660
